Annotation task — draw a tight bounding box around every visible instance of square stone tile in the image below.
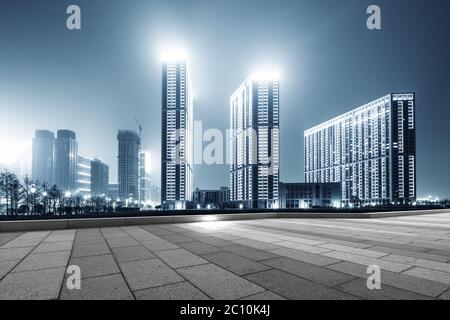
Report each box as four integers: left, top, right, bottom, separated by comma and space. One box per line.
12, 251, 71, 272
327, 261, 449, 297
0, 267, 65, 300
322, 251, 411, 273
135, 281, 210, 300
158, 234, 195, 244
33, 241, 73, 253
0, 259, 20, 279
245, 269, 358, 300
177, 241, 223, 255
69, 254, 120, 279
439, 289, 450, 300
203, 252, 272, 276
120, 258, 184, 291
106, 237, 140, 248
60, 274, 134, 300
335, 278, 433, 300
155, 248, 208, 269
262, 257, 355, 287
74, 236, 106, 245
403, 267, 450, 285
0, 247, 34, 261
71, 242, 111, 258
44, 233, 75, 242
141, 240, 179, 252
177, 263, 265, 300
224, 245, 279, 261
1, 239, 40, 249
268, 247, 340, 266
240, 291, 286, 300
112, 246, 155, 263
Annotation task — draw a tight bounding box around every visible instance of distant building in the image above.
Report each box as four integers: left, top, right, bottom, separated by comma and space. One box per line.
279, 182, 342, 209
55, 130, 78, 192
304, 93, 416, 205
219, 186, 231, 208
32, 130, 55, 185
91, 159, 109, 197
108, 183, 119, 201
150, 185, 161, 205
193, 187, 231, 209
161, 56, 194, 210
193, 189, 220, 209
230, 74, 280, 209
139, 151, 152, 202
117, 130, 140, 200
76, 155, 91, 196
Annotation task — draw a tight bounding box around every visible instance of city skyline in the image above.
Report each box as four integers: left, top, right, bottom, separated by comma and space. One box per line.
1, 0, 450, 199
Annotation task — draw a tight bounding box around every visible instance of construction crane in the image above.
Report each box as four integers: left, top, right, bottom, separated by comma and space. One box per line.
133, 114, 142, 143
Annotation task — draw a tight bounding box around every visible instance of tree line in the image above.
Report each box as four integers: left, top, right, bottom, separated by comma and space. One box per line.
0, 169, 118, 216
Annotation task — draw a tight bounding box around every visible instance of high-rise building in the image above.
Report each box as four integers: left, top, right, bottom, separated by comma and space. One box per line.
91, 158, 109, 197
76, 155, 91, 196
139, 151, 152, 202
108, 183, 119, 201
55, 130, 78, 192
150, 185, 161, 205
32, 130, 55, 185
230, 74, 280, 209
279, 182, 342, 209
117, 130, 140, 200
304, 93, 416, 205
161, 56, 193, 210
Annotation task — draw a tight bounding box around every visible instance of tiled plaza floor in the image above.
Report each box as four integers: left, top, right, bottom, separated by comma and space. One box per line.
1, 211, 450, 300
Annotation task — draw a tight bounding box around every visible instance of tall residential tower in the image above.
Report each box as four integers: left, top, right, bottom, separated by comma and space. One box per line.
230, 74, 280, 209
161, 56, 193, 210
304, 93, 416, 205
117, 130, 140, 201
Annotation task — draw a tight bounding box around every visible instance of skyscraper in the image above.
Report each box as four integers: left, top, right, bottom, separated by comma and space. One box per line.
117, 130, 140, 201
55, 130, 78, 192
32, 130, 55, 185
161, 56, 193, 210
76, 155, 91, 196
139, 151, 151, 203
230, 74, 280, 209
304, 93, 416, 205
91, 158, 109, 197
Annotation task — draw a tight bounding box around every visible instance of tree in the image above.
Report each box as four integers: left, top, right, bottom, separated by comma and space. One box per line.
48, 185, 62, 215
22, 176, 33, 215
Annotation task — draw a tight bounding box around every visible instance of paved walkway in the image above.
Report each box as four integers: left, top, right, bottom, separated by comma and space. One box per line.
1, 211, 450, 300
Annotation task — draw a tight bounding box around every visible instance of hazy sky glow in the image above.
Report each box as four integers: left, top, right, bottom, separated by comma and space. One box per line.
0, 0, 449, 198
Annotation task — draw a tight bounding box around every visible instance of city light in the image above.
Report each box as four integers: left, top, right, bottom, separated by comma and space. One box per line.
251, 71, 280, 81
0, 140, 22, 165
160, 49, 188, 62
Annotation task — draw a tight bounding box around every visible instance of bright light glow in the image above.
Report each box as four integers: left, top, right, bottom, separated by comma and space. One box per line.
0, 140, 22, 165
202, 215, 217, 222
143, 151, 152, 174
161, 49, 187, 62
65, 192, 72, 198
251, 71, 280, 81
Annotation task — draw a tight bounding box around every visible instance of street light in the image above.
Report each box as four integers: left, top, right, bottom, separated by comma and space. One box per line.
30, 184, 36, 215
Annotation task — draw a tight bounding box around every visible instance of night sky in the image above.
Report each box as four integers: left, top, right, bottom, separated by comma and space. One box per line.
0, 0, 449, 199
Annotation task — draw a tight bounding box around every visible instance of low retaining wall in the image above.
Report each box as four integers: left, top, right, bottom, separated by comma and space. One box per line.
0, 209, 447, 232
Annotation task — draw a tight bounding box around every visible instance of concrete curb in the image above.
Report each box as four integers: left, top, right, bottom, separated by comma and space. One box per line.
0, 209, 447, 232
